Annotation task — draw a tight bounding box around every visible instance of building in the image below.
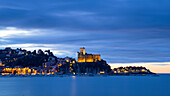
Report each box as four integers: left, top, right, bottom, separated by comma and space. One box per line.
112, 66, 150, 74
77, 47, 101, 62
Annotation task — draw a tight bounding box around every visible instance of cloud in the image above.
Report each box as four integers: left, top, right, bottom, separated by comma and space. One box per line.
52, 11, 95, 17
0, 27, 35, 38
0, 0, 169, 30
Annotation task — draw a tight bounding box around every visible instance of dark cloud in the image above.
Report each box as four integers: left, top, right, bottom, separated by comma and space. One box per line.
151, 64, 170, 66
0, 0, 170, 30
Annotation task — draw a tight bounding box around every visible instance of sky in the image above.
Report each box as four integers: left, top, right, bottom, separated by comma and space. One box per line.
0, 0, 170, 73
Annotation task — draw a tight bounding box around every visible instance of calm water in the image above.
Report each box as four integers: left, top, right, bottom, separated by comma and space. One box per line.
0, 75, 170, 96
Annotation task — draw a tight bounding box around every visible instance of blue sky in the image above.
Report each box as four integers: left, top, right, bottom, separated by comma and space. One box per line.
0, 0, 170, 65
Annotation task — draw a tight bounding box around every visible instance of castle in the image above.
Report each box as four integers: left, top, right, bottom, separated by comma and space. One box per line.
77, 48, 101, 62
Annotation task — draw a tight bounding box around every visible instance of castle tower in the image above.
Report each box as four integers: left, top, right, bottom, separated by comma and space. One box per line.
80, 47, 85, 55
77, 47, 101, 63
77, 47, 85, 62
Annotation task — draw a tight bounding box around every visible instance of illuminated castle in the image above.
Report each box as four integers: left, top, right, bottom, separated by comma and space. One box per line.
77, 48, 101, 62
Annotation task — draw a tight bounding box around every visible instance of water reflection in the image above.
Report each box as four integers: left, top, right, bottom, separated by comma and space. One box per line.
71, 76, 76, 96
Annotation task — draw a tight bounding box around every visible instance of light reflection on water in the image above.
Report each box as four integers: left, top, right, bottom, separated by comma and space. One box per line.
0, 75, 170, 96
71, 76, 76, 96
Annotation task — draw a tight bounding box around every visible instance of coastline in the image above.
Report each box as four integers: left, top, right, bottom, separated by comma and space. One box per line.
0, 73, 159, 78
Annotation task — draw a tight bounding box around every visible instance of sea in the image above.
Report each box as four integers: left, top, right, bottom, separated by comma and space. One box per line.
0, 74, 170, 96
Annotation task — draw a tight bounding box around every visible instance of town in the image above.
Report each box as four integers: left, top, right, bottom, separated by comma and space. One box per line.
0, 47, 155, 77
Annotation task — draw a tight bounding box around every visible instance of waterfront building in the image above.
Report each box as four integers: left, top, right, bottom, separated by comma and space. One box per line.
112, 66, 150, 74
1, 67, 37, 75
77, 47, 101, 62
